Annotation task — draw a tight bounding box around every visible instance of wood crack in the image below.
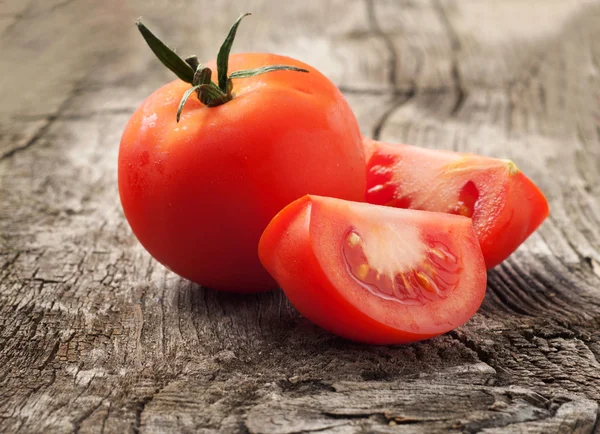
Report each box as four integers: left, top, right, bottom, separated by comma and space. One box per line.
132, 397, 151, 434
365, 0, 397, 89
132, 382, 170, 433
461, 405, 555, 434
72, 399, 105, 434
364, 0, 419, 140
11, 108, 136, 123
372, 91, 415, 140
0, 116, 57, 161
433, 0, 466, 116
449, 331, 495, 369
37, 340, 60, 371
0, 86, 80, 161
592, 408, 600, 434
99, 401, 111, 434
47, 0, 76, 14
1, 252, 21, 275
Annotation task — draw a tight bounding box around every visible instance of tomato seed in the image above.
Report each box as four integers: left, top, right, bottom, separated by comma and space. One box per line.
347, 232, 361, 247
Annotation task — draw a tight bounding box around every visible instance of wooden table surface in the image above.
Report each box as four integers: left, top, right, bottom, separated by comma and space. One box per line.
2, 0, 600, 432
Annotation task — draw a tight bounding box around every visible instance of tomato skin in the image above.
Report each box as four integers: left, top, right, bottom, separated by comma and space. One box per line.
477, 170, 549, 268
118, 54, 365, 292
259, 195, 487, 345
364, 139, 549, 269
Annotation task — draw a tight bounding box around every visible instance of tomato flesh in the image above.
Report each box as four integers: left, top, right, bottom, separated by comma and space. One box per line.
259, 195, 487, 344
364, 139, 549, 269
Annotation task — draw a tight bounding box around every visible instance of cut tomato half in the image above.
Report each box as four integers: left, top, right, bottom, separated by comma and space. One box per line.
364, 138, 550, 269
258, 195, 487, 345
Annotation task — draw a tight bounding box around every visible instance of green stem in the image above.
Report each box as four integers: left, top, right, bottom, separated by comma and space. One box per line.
185, 55, 200, 71
136, 14, 310, 120
216, 13, 251, 93
135, 19, 194, 84
176, 85, 201, 122
229, 65, 309, 79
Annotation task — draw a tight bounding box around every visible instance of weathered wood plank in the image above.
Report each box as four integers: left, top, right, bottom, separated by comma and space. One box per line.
1, 0, 600, 433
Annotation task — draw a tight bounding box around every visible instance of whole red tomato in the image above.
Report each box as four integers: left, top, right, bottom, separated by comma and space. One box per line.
118, 16, 365, 292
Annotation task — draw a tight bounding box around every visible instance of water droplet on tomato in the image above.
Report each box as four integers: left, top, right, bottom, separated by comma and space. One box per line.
140, 151, 150, 167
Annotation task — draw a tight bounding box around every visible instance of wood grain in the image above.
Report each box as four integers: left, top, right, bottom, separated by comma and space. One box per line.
1, 0, 600, 432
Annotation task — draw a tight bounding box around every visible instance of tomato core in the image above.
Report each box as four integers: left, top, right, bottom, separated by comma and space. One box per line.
342, 227, 462, 306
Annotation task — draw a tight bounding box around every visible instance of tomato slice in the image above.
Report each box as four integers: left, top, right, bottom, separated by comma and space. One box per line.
364, 139, 550, 269
258, 195, 486, 345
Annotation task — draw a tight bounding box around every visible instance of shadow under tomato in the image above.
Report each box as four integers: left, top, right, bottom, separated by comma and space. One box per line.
175, 282, 483, 383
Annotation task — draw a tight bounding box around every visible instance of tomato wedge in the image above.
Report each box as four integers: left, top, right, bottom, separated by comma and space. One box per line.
259, 195, 486, 344
364, 139, 550, 269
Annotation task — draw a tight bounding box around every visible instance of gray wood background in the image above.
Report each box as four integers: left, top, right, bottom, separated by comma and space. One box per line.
2, 0, 600, 432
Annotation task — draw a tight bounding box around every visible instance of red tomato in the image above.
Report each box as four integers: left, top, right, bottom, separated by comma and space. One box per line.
118, 54, 365, 292
364, 139, 549, 269
258, 195, 487, 344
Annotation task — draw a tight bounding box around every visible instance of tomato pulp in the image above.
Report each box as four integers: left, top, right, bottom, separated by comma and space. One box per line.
364, 139, 549, 268
118, 54, 365, 292
259, 195, 487, 344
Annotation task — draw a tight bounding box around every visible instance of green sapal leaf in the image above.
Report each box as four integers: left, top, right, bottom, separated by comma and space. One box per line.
216, 13, 251, 92
136, 19, 195, 84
